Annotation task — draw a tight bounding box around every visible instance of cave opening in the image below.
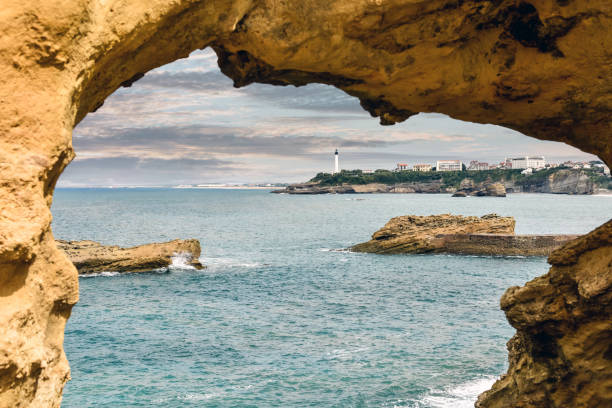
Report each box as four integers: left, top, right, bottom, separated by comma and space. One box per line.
50, 48, 608, 407
2, 1, 610, 407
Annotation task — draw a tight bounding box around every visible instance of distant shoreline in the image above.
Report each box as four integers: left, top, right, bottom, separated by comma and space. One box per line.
56, 186, 280, 190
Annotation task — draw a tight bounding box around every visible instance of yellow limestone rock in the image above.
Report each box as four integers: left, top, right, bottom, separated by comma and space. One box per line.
0, 0, 610, 407
351, 213, 516, 253
56, 239, 204, 274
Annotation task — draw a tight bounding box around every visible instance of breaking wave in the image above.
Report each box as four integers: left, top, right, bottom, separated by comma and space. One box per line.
169, 252, 197, 270
402, 376, 497, 408
79, 271, 121, 278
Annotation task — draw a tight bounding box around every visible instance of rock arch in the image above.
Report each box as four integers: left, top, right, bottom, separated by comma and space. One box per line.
0, 0, 610, 407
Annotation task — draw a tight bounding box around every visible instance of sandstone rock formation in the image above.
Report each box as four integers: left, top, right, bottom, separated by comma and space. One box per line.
351, 214, 516, 254
352, 213, 580, 255
430, 233, 579, 256
0, 0, 611, 406
56, 239, 203, 274
521, 168, 595, 194
454, 180, 507, 197
477, 219, 612, 408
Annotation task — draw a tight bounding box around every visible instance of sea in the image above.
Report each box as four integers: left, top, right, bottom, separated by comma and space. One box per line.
51, 189, 611, 407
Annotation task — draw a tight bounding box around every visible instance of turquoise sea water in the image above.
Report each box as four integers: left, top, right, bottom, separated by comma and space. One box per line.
52, 190, 611, 407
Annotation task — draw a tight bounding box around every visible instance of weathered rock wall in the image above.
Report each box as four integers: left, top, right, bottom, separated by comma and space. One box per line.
430, 233, 580, 256
523, 169, 595, 194
477, 219, 612, 408
0, 0, 610, 406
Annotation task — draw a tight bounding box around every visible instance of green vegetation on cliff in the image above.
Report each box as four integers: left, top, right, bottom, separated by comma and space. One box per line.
310, 168, 611, 189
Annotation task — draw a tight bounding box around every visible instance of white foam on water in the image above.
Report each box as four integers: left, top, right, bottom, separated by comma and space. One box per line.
176, 392, 221, 401
169, 252, 197, 270
200, 256, 263, 270
318, 248, 354, 253
404, 376, 498, 408
79, 271, 121, 278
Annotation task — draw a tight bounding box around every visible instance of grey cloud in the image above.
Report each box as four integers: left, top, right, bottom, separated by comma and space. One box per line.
134, 69, 364, 114
72, 125, 399, 159
139, 70, 233, 91
60, 156, 239, 186
241, 83, 363, 113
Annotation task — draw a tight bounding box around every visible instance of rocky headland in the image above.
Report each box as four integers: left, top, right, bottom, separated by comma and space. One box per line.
272, 181, 447, 195
56, 239, 203, 274
273, 169, 608, 196
351, 214, 578, 256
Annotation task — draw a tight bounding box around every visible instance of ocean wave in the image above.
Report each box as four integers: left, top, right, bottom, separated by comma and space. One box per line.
200, 256, 263, 270
402, 376, 497, 408
168, 252, 197, 270
79, 271, 121, 278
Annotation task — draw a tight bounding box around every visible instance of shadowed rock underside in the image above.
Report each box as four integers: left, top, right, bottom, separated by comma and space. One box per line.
0, 0, 610, 407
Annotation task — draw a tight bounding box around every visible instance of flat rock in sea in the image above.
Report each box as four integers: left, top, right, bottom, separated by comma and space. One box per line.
351, 214, 516, 254
56, 239, 204, 274
351, 214, 579, 255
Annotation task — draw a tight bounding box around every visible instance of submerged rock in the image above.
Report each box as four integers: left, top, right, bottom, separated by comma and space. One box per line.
57, 239, 203, 274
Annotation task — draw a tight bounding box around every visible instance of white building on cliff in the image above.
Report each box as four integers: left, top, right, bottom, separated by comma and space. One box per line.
436, 160, 462, 171
508, 156, 546, 169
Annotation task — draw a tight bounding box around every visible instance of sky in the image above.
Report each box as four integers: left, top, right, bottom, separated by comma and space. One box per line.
60, 48, 598, 187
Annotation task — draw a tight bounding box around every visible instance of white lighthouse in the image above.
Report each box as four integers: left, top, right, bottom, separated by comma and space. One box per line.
334, 149, 339, 174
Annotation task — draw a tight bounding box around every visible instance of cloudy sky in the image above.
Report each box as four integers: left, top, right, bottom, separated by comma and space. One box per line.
60, 48, 597, 187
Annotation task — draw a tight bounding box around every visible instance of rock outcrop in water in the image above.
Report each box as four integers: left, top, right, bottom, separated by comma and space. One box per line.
351, 214, 579, 256
453, 181, 507, 197
0, 0, 611, 406
56, 239, 204, 274
351, 214, 516, 254
476, 219, 612, 408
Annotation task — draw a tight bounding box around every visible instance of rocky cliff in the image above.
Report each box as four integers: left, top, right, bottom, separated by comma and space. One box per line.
476, 219, 612, 408
517, 169, 595, 194
0, 0, 611, 406
56, 239, 203, 274
351, 214, 516, 254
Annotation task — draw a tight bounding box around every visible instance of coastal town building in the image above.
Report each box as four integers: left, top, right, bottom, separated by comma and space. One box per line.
468, 160, 489, 171
508, 156, 546, 169
436, 160, 462, 172
396, 163, 408, 171
413, 164, 432, 172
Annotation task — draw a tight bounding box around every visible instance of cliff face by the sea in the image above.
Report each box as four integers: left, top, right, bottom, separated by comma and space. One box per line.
506, 169, 595, 194
477, 219, 612, 408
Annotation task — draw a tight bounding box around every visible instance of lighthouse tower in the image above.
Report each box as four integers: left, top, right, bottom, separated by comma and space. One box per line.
334, 149, 339, 174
